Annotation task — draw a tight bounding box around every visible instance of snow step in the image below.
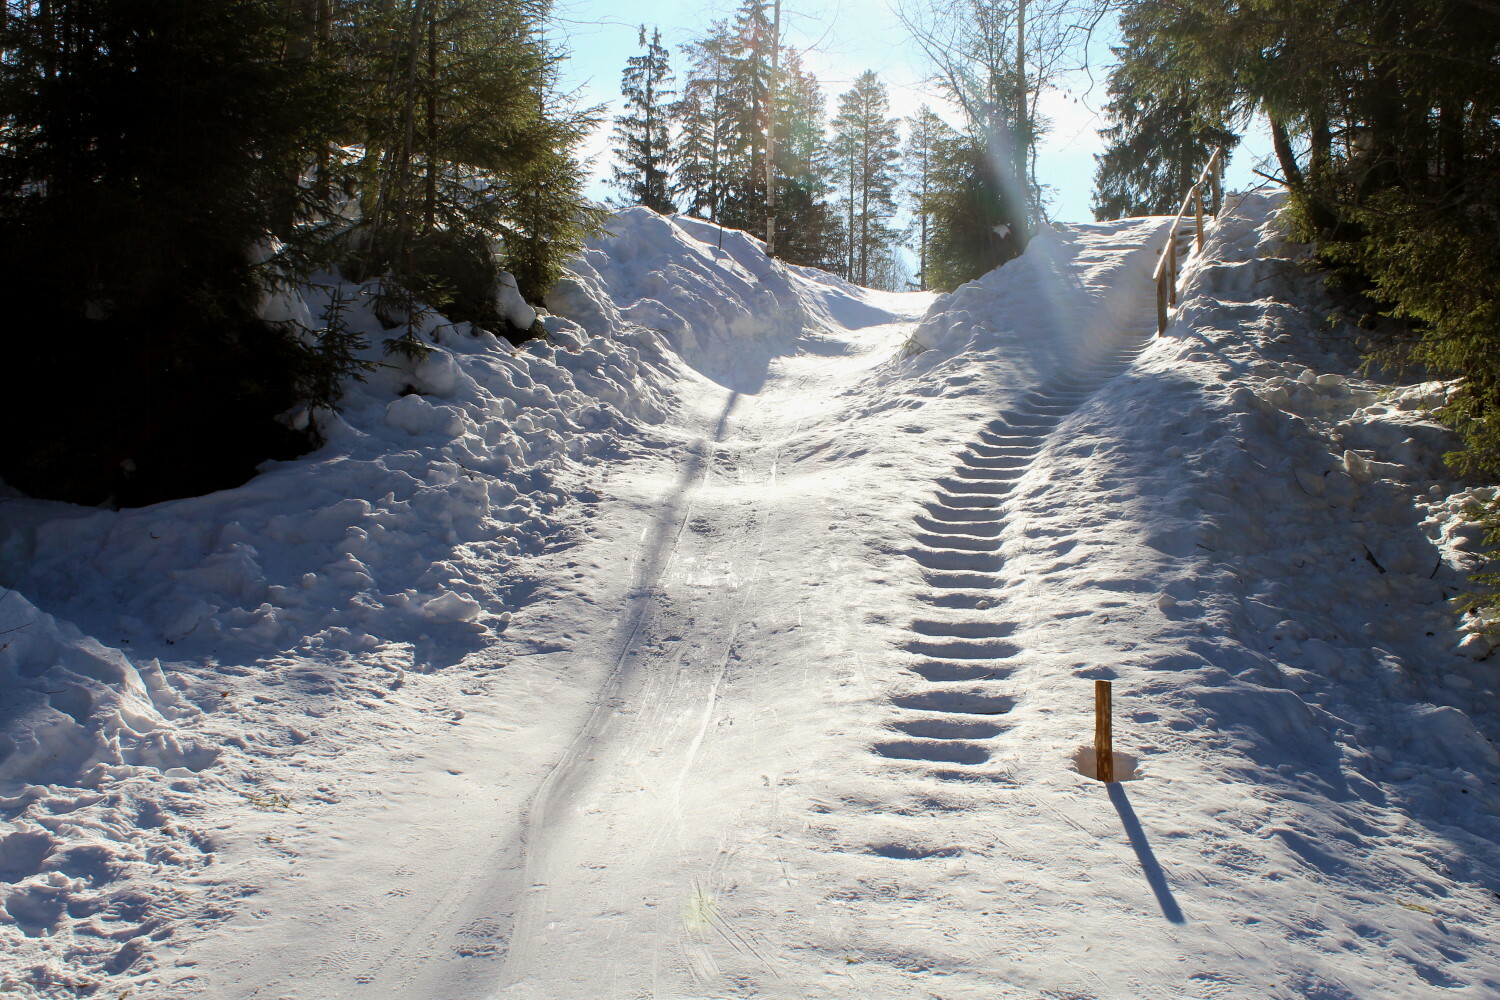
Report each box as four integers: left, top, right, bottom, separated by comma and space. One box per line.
957, 453, 1030, 469
901, 659, 1017, 682
918, 502, 1005, 522
1038, 379, 1103, 394
890, 689, 1016, 715
913, 531, 997, 552
887, 717, 1007, 740
909, 620, 1017, 639
934, 478, 1015, 496
871, 738, 992, 765
947, 466, 1024, 482
1022, 390, 1080, 405
900, 638, 1019, 660
964, 443, 1037, 460
912, 515, 1002, 537
922, 570, 1006, 590
917, 592, 1002, 609
905, 548, 1004, 573
975, 431, 1044, 449
931, 490, 1007, 509
990, 411, 1058, 430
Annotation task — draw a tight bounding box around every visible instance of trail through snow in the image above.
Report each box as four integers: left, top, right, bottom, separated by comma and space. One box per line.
5, 201, 1500, 999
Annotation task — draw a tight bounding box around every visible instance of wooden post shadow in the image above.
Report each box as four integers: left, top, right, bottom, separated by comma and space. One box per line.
1107, 782, 1185, 924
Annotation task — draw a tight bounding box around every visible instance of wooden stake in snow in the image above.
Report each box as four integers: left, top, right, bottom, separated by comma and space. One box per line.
1095, 680, 1114, 783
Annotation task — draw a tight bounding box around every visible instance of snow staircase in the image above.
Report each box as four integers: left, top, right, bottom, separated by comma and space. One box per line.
873, 308, 1159, 779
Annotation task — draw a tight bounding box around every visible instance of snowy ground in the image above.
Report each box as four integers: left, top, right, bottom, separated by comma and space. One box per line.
3, 197, 1500, 999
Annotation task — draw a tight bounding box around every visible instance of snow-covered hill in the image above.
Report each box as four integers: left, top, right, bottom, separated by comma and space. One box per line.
2, 197, 1498, 998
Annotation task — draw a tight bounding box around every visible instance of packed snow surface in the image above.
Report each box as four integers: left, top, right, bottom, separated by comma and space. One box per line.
3, 199, 1500, 998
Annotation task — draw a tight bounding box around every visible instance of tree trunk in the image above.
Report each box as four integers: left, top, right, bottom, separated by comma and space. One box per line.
1438, 97, 1466, 192
424, 2, 438, 233
1269, 114, 1304, 189
1309, 110, 1332, 182
859, 128, 870, 286
763, 0, 780, 255
393, 0, 428, 274
1014, 0, 1027, 239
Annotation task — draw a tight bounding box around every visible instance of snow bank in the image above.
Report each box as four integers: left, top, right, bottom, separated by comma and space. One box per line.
904, 219, 1164, 360
1047, 190, 1500, 995
549, 207, 896, 388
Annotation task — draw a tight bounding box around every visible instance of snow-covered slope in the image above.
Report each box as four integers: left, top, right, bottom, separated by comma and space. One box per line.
0, 207, 897, 995
3, 197, 1498, 999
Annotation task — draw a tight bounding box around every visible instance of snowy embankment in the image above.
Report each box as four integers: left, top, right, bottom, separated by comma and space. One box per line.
2, 193, 1499, 999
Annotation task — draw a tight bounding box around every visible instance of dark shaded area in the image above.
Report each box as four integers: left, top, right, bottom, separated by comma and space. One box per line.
0, 306, 313, 508
0, 0, 335, 506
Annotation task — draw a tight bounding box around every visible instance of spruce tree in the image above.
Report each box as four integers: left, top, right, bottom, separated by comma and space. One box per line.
1090, 9, 1237, 220
0, 0, 602, 505
832, 71, 903, 288
768, 50, 842, 271
717, 0, 776, 237
674, 29, 734, 223
610, 26, 677, 214
0, 0, 350, 506
923, 132, 1016, 293
676, 10, 840, 270
347, 0, 602, 331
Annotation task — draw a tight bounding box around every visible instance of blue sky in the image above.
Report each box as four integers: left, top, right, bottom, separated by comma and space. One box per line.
549, 0, 1274, 224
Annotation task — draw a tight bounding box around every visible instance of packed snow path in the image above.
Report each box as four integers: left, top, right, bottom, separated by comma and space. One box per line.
183, 218, 1190, 999
7, 202, 1500, 999
483, 228, 1173, 998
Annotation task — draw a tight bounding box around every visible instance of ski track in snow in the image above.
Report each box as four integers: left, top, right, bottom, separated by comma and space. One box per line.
4, 202, 1500, 998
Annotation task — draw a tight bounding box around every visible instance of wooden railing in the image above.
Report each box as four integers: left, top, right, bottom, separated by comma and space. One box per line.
1153, 146, 1226, 335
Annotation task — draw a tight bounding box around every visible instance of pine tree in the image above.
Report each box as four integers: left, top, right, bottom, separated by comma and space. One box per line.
674, 29, 734, 223
831, 71, 903, 288
1090, 9, 1237, 220
610, 26, 677, 214
903, 106, 952, 291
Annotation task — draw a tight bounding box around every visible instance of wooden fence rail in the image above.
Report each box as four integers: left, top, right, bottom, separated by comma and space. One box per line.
1153, 147, 1227, 336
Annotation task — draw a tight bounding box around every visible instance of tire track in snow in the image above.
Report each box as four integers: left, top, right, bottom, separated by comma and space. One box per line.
493, 372, 811, 994
351, 392, 748, 999
497, 391, 746, 983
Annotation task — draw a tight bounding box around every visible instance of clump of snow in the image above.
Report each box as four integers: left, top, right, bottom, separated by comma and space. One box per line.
495, 271, 537, 331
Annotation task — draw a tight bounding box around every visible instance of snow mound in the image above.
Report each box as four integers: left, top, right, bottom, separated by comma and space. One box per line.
549, 206, 897, 388
904, 218, 1165, 362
